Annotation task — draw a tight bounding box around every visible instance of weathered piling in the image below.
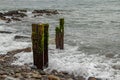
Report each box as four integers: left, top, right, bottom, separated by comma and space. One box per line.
55, 27, 60, 49
59, 18, 64, 49
55, 18, 64, 49
32, 24, 38, 66
43, 24, 49, 67
32, 24, 44, 70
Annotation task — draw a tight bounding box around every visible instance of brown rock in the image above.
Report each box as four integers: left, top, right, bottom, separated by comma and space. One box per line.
4, 10, 19, 16
32, 9, 59, 15
7, 47, 31, 55
32, 73, 42, 79
14, 35, 30, 39
4, 10, 27, 18
15, 73, 22, 78
18, 9, 27, 12
11, 17, 21, 21
48, 75, 60, 80
88, 77, 96, 80
0, 31, 12, 34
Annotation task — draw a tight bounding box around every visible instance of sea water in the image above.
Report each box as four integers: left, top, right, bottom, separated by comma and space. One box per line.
0, 0, 120, 79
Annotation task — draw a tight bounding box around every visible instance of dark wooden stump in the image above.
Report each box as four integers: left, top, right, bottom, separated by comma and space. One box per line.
44, 24, 49, 67
32, 24, 44, 70
55, 18, 64, 49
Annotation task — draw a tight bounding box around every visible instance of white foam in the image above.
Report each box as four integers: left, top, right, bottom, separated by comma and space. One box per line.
12, 52, 33, 65
11, 44, 120, 79
0, 33, 31, 54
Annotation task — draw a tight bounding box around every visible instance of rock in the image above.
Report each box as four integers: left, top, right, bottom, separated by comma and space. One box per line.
11, 17, 21, 21
112, 65, 120, 70
4, 10, 19, 16
48, 75, 60, 80
4, 10, 27, 18
0, 16, 6, 20
38, 70, 46, 75
0, 12, 3, 16
0, 75, 7, 79
76, 76, 85, 80
0, 31, 12, 34
51, 70, 58, 75
32, 73, 42, 79
105, 53, 114, 58
18, 9, 27, 12
14, 35, 30, 39
15, 73, 22, 78
67, 78, 73, 80
32, 9, 59, 15
88, 77, 96, 80
34, 13, 43, 17
6, 18, 11, 23
7, 47, 31, 55
5, 76, 20, 80
13, 13, 27, 18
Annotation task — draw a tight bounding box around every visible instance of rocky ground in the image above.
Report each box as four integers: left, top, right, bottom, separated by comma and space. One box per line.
0, 47, 100, 80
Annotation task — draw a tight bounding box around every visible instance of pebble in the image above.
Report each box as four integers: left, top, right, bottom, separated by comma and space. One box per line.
48, 75, 60, 80
5, 76, 20, 80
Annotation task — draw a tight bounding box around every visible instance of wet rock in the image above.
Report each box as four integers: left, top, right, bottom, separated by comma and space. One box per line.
112, 65, 120, 70
75, 76, 85, 80
4, 10, 27, 18
88, 77, 96, 80
14, 35, 30, 39
34, 13, 43, 17
7, 47, 31, 55
0, 31, 12, 34
105, 53, 114, 58
4, 10, 19, 16
51, 70, 58, 75
6, 18, 11, 23
48, 75, 60, 80
13, 13, 27, 18
0, 16, 6, 20
38, 70, 46, 75
11, 17, 21, 21
0, 12, 3, 16
32, 9, 59, 15
18, 9, 27, 12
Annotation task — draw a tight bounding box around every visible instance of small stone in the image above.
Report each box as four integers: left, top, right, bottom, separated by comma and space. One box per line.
48, 75, 60, 80
38, 70, 46, 75
15, 73, 22, 78
0, 75, 7, 79
32, 73, 42, 79
5, 76, 20, 80
88, 77, 96, 80
67, 78, 73, 80
77, 76, 85, 80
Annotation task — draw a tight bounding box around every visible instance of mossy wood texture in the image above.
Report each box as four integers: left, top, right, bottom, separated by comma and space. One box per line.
32, 23, 49, 70
55, 18, 64, 49
44, 24, 49, 67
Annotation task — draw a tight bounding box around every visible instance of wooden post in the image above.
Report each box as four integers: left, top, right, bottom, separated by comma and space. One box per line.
32, 24, 38, 66
59, 18, 64, 49
55, 18, 64, 49
55, 27, 60, 49
43, 24, 49, 67
37, 24, 44, 69
32, 24, 44, 70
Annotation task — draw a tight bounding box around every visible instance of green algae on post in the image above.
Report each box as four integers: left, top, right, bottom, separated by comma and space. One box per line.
43, 23, 49, 67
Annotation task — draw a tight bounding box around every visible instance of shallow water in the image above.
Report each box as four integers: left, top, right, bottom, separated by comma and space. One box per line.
0, 0, 120, 79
